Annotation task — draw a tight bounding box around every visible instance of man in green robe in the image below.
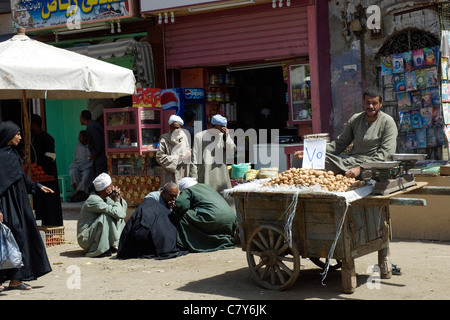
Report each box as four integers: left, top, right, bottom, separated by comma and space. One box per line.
173, 177, 236, 252
295, 87, 398, 178
77, 173, 127, 257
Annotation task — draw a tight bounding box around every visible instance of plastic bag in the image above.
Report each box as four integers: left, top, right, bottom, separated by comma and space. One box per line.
0, 222, 24, 270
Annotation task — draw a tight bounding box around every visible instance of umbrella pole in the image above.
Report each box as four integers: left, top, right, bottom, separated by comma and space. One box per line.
22, 90, 31, 177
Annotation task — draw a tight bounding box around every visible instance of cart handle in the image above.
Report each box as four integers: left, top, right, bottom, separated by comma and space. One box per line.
354, 197, 426, 206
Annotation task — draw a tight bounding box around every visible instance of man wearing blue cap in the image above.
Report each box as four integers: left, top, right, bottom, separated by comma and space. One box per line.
190, 114, 236, 194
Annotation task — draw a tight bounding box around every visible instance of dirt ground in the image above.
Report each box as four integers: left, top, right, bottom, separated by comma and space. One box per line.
1, 202, 450, 303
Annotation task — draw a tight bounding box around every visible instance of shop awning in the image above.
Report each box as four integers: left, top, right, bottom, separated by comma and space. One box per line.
67, 39, 155, 88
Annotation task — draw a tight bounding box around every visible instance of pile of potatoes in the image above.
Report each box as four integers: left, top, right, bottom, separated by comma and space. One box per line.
262, 168, 365, 192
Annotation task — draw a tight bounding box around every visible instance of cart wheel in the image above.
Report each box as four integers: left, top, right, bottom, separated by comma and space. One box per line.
310, 258, 342, 271
246, 225, 300, 291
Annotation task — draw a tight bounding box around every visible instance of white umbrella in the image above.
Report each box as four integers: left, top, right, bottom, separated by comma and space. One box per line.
0, 28, 136, 100
0, 27, 136, 174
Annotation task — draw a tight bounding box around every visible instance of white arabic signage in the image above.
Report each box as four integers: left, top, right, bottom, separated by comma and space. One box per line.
11, 0, 133, 30
140, 0, 217, 13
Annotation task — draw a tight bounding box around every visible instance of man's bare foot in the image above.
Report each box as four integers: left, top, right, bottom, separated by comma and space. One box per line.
8, 280, 31, 290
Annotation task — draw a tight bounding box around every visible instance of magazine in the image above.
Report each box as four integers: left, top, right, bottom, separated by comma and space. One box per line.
421, 88, 432, 108
392, 53, 404, 73
405, 131, 417, 149
443, 103, 450, 124
413, 49, 425, 69
403, 51, 414, 72
442, 82, 449, 102
405, 71, 417, 91
393, 73, 406, 92
416, 129, 427, 148
410, 90, 423, 108
420, 106, 433, 127
441, 57, 448, 80
399, 111, 412, 131
380, 56, 392, 76
444, 125, 450, 142
397, 92, 411, 109
426, 67, 438, 87
397, 133, 407, 153
426, 127, 437, 147
410, 109, 422, 129
424, 47, 437, 66
430, 87, 441, 106
415, 69, 427, 89
432, 106, 443, 126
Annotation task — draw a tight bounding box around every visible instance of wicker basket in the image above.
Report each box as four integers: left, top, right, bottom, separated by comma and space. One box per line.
38, 226, 65, 247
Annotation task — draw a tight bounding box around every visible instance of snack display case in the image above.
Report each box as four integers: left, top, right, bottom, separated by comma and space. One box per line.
104, 107, 165, 206
104, 107, 163, 156
107, 152, 163, 206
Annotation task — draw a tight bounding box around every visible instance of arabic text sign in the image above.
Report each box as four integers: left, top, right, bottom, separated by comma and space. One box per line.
12, 0, 132, 30
302, 138, 326, 170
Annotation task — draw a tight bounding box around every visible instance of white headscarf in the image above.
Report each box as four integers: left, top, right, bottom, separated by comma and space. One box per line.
93, 173, 112, 191
211, 114, 227, 126
178, 177, 198, 191
168, 115, 184, 126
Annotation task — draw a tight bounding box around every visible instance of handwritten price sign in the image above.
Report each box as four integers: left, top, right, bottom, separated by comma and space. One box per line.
302, 138, 326, 170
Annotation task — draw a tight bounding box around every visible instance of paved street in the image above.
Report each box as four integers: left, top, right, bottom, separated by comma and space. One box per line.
1, 202, 450, 305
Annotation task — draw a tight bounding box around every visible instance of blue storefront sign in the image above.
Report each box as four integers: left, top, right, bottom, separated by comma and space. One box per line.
11, 0, 133, 30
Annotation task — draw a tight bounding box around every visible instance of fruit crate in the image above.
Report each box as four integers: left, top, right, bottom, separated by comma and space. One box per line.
38, 226, 65, 247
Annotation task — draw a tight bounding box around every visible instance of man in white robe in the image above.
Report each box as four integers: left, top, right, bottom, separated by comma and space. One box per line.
156, 115, 191, 186
190, 115, 236, 194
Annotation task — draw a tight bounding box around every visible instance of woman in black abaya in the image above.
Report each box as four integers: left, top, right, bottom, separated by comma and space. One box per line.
30, 114, 63, 226
0, 121, 52, 291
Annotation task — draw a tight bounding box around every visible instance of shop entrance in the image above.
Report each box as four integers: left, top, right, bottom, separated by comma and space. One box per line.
229, 66, 288, 134
207, 64, 300, 166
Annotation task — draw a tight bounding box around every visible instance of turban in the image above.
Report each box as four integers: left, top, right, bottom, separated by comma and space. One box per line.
93, 173, 112, 192
178, 177, 198, 192
211, 114, 227, 127
0, 121, 20, 147
168, 115, 184, 126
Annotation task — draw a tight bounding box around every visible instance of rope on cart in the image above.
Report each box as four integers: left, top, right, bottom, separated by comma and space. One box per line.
283, 189, 301, 248
320, 198, 350, 286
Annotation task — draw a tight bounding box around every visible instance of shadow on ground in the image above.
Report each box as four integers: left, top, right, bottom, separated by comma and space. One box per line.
176, 266, 377, 300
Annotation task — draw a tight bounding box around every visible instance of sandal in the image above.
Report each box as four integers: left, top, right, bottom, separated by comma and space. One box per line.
8, 282, 31, 290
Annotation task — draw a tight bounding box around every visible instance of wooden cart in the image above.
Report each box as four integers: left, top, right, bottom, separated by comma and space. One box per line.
230, 182, 432, 293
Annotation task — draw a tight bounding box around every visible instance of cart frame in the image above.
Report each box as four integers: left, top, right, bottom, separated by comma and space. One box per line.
231, 182, 431, 293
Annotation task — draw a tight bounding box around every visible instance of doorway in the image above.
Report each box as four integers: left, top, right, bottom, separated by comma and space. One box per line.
231, 66, 289, 134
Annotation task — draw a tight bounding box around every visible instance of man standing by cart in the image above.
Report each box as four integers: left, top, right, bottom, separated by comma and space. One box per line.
295, 87, 398, 178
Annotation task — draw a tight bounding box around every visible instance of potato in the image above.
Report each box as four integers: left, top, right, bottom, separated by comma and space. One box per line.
260, 168, 365, 191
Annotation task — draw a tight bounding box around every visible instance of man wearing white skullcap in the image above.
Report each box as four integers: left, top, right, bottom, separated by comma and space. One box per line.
190, 114, 235, 195
211, 114, 227, 127
92, 172, 112, 191
178, 177, 198, 192
156, 113, 191, 186
168, 115, 184, 126
77, 173, 128, 257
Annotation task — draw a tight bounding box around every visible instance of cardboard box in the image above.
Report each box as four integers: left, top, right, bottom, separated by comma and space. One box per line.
440, 165, 450, 176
